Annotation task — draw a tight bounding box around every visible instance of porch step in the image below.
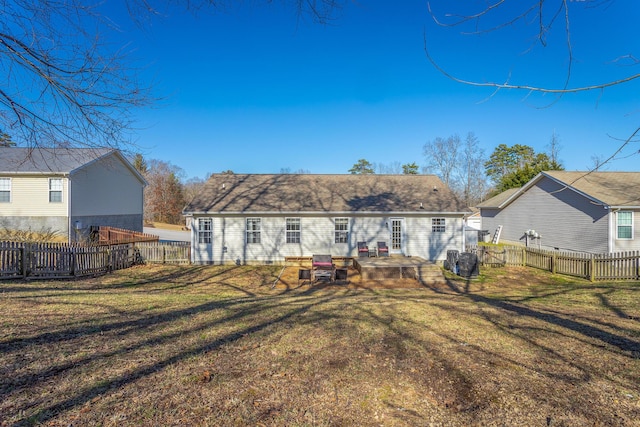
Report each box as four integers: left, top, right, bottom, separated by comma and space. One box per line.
415, 263, 446, 285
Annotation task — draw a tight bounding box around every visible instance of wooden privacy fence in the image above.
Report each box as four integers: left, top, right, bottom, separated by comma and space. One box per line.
0, 240, 191, 280
467, 245, 640, 282
96, 226, 159, 244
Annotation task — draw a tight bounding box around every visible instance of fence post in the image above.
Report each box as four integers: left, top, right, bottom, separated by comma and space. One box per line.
20, 246, 27, 278
70, 246, 76, 277
522, 247, 527, 267
589, 255, 595, 282
551, 252, 556, 274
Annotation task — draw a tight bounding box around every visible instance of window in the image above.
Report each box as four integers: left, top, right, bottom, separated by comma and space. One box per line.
432, 217, 446, 233
617, 211, 633, 239
286, 218, 301, 244
246, 218, 261, 244
49, 178, 63, 203
0, 178, 10, 203
197, 218, 212, 244
335, 218, 349, 243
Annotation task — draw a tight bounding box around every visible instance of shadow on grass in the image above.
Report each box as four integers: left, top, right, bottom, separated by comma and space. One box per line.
441, 276, 640, 358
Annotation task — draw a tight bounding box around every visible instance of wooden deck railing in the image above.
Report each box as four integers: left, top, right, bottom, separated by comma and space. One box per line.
467, 245, 640, 282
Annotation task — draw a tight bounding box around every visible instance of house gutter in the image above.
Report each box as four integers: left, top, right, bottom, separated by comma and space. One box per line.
184, 210, 469, 216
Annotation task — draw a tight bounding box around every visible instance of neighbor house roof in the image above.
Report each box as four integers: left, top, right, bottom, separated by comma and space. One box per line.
184, 174, 468, 214
476, 187, 521, 209
478, 171, 640, 210
0, 147, 146, 184
542, 171, 640, 208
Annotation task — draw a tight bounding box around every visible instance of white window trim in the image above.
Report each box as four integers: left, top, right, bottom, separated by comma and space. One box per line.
49, 177, 63, 203
0, 177, 11, 203
432, 217, 446, 233
246, 217, 261, 244
285, 217, 301, 244
334, 217, 349, 244
197, 218, 212, 244
616, 211, 634, 240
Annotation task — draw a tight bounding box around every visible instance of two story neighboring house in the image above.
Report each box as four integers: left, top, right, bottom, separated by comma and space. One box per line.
478, 171, 640, 253
183, 173, 469, 265
0, 148, 146, 242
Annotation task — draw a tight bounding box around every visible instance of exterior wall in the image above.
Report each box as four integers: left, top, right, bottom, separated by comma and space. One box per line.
0, 216, 68, 237
190, 213, 464, 264
481, 177, 610, 253
0, 175, 68, 217
610, 209, 640, 252
0, 153, 144, 241
70, 154, 144, 219
70, 214, 144, 242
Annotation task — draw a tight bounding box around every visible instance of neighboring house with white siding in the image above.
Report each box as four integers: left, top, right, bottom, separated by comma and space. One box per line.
0, 148, 146, 242
478, 171, 640, 253
183, 174, 469, 264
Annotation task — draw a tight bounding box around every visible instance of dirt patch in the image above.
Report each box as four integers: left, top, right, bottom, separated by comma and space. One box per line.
275, 265, 425, 290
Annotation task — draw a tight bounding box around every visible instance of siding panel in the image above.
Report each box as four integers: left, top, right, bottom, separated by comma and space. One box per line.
191, 213, 464, 264
481, 177, 609, 253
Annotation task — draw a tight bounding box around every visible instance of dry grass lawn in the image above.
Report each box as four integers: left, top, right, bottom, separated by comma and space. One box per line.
0, 264, 638, 426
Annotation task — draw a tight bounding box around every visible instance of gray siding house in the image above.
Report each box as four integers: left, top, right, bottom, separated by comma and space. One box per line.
183, 174, 469, 264
0, 148, 146, 242
478, 171, 640, 253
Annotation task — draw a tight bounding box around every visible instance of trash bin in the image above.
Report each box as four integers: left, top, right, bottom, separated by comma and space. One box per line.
458, 252, 479, 278
446, 250, 459, 272
480, 230, 491, 243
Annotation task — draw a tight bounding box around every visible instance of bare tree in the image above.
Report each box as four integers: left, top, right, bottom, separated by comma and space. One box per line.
1, 1, 343, 153
459, 132, 489, 207
425, 1, 639, 170
144, 159, 186, 225
422, 134, 461, 188
546, 130, 563, 167
424, 132, 488, 205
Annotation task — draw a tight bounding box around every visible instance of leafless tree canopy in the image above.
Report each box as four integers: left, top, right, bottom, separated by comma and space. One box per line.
0, 1, 151, 151
0, 0, 343, 152
425, 0, 640, 95
425, 0, 639, 171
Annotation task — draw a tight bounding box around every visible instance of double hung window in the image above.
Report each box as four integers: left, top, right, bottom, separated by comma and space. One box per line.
617, 211, 633, 239
0, 178, 10, 203
198, 218, 212, 244
246, 218, 261, 244
49, 178, 63, 203
334, 218, 349, 243
286, 218, 301, 244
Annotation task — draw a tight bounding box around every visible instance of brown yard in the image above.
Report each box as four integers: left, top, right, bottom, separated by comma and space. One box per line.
0, 264, 638, 426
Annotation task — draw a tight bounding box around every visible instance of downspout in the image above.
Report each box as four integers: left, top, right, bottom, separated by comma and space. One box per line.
67, 174, 72, 243
461, 215, 466, 252
608, 207, 617, 253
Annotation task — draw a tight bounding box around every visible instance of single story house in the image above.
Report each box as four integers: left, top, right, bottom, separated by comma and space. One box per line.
478, 171, 640, 253
183, 174, 470, 264
0, 147, 146, 242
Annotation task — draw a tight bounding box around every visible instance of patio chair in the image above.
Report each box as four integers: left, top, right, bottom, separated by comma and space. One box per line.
357, 241, 369, 257
312, 254, 334, 282
377, 241, 389, 257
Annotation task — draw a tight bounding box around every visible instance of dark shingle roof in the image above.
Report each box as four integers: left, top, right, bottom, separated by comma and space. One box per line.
476, 187, 521, 209
0, 147, 114, 174
184, 174, 468, 214
544, 171, 640, 207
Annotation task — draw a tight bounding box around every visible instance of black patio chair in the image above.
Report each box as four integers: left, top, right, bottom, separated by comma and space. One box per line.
377, 241, 389, 257
357, 241, 369, 257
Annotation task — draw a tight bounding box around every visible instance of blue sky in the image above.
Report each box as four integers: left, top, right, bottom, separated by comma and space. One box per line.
109, 1, 639, 179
